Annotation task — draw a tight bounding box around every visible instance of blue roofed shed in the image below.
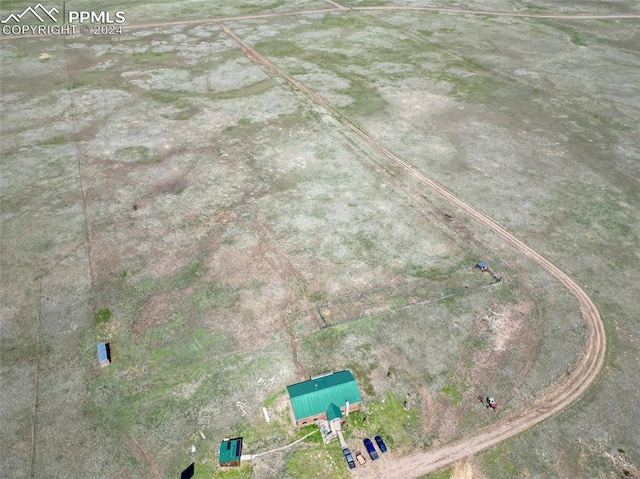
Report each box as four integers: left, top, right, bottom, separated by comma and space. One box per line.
286, 370, 362, 427
97, 342, 110, 367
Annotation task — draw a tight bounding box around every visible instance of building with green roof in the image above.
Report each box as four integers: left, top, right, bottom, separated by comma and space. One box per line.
286, 370, 362, 429
218, 437, 243, 467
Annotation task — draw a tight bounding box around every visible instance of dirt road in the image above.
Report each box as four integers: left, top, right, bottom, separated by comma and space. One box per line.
2, 2, 637, 41
126, 4, 640, 33
219, 21, 607, 478
352, 5, 640, 20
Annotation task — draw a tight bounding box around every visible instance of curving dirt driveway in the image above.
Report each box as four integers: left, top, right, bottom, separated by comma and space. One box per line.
343, 127, 607, 479
219, 20, 607, 478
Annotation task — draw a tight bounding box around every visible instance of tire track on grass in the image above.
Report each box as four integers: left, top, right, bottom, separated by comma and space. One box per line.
27, 277, 43, 479
248, 205, 309, 380
323, 0, 347, 10
128, 436, 163, 479
220, 23, 606, 477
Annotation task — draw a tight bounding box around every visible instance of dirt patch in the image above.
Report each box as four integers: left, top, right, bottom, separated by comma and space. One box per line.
487, 301, 531, 353
452, 459, 475, 479
151, 173, 191, 196
132, 290, 183, 337
128, 436, 163, 479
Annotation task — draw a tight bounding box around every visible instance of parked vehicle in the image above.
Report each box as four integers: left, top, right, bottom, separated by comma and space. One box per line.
355, 452, 366, 465
342, 448, 356, 469
374, 435, 388, 453
363, 438, 379, 461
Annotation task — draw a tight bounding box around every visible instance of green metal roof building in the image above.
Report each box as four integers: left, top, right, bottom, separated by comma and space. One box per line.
286, 370, 362, 427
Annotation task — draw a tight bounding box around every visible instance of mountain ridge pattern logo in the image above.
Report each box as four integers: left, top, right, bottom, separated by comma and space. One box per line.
1, 3, 59, 24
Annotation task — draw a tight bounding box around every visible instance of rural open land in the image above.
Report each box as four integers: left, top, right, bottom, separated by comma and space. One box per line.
1, 1, 639, 479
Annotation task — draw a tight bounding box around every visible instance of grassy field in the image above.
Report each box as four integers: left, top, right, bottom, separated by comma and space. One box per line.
1, 1, 638, 478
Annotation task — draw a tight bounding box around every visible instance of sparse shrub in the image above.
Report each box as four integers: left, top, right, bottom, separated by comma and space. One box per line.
440, 384, 463, 406
569, 32, 587, 46
95, 308, 112, 325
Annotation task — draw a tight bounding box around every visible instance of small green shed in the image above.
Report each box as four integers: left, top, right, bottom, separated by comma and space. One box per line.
219, 437, 243, 467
